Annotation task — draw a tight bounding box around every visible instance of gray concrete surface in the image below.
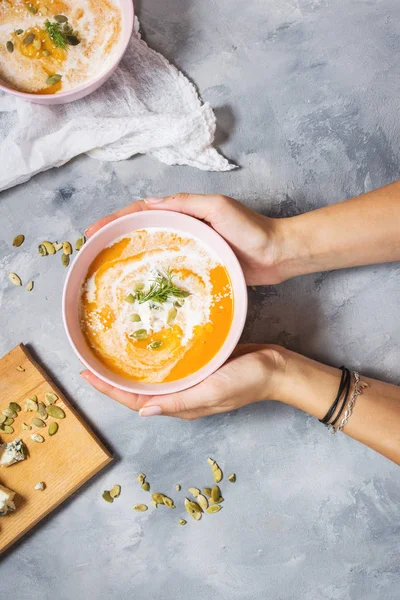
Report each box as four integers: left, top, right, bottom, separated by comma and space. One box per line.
1, 0, 400, 598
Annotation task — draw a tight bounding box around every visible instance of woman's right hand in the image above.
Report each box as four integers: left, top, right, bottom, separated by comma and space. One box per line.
85, 193, 287, 285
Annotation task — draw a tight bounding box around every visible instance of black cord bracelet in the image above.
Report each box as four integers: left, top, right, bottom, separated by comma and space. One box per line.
319, 366, 349, 425
330, 368, 351, 427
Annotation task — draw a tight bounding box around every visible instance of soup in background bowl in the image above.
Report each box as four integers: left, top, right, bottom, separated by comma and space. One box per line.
63, 211, 248, 396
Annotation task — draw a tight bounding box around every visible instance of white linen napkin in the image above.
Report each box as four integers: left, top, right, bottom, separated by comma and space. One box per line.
0, 17, 235, 192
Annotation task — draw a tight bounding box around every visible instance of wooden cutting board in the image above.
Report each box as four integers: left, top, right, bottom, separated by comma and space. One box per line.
0, 344, 112, 554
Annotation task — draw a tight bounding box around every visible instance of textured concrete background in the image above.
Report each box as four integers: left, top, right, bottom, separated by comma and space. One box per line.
1, 0, 400, 598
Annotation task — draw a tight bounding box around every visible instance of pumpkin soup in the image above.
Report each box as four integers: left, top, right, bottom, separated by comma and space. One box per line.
79, 228, 234, 383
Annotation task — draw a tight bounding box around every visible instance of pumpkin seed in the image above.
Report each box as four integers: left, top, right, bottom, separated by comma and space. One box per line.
208, 496, 224, 505
130, 314, 141, 322
110, 485, 121, 498
42, 49, 51, 57
175, 484, 181, 491
228, 473, 236, 483
53, 242, 63, 251
174, 301, 182, 308
141, 482, 150, 492
42, 241, 56, 255
25, 398, 38, 412
2, 425, 14, 434
167, 307, 177, 325
213, 468, 223, 483
211, 463, 219, 472
130, 329, 148, 340
211, 486, 221, 502
184, 498, 202, 514
179, 519, 187, 526
4, 418, 14, 426
151, 500, 158, 509
148, 340, 163, 350
102, 490, 113, 503
31, 433, 44, 443
38, 402, 48, 420
8, 273, 22, 286
26, 280, 34, 292
46, 405, 65, 419
203, 488, 212, 497
206, 505, 222, 514
6, 41, 14, 53
12, 234, 24, 247
33, 38, 41, 50
54, 14, 68, 22
16, 366, 25, 372
125, 294, 135, 304
207, 457, 216, 466
45, 392, 58, 405
61, 253, 70, 267
66, 35, 80, 46
188, 487, 200, 498
15, 29, 23, 35
192, 511, 202, 521
63, 241, 72, 255
46, 74, 62, 86
27, 4, 38, 14
48, 422, 58, 436
152, 493, 165, 506
0, 415, 6, 425
22, 423, 31, 431
137, 473, 146, 484
23, 33, 35, 45
134, 283, 145, 291
163, 496, 175, 509
38, 244, 47, 256
75, 236, 86, 251
9, 402, 21, 412
133, 504, 148, 512
32, 418, 46, 428
196, 494, 209, 511
2, 408, 17, 418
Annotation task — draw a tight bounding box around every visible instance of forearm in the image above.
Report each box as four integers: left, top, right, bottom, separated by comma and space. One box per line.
274, 348, 400, 465
275, 181, 400, 280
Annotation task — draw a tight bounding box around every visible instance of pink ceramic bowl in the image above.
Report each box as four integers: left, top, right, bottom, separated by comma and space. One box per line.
63, 210, 248, 396
0, 1, 134, 105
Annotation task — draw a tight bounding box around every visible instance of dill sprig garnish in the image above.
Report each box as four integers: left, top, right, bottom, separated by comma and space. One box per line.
44, 20, 68, 49
136, 270, 191, 305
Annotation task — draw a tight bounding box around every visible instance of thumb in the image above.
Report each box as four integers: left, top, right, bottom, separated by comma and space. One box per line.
144, 193, 229, 225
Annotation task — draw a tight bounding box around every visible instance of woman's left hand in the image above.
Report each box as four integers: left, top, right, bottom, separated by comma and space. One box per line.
81, 345, 285, 420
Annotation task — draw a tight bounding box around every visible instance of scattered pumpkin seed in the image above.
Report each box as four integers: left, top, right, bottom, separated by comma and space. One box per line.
12, 234, 24, 247
2, 425, 14, 434
137, 473, 146, 484
42, 241, 56, 255
55, 14, 68, 22
228, 473, 236, 483
53, 242, 63, 251
213, 468, 223, 483
48, 422, 58, 436
130, 329, 148, 340
25, 398, 38, 412
61, 253, 70, 267
211, 463, 219, 472
179, 519, 187, 526
16, 366, 25, 372
110, 485, 121, 498
63, 241, 72, 255
9, 402, 21, 413
38, 244, 47, 256
175, 484, 181, 491
6, 41, 14, 53
8, 273, 22, 286
163, 496, 175, 509
188, 487, 200, 498
22, 423, 31, 431
184, 498, 202, 514
148, 340, 163, 350
211, 486, 221, 502
32, 418, 46, 428
26, 280, 34, 292
196, 494, 209, 511
174, 301, 183, 308
33, 38, 41, 50
75, 236, 86, 251
27, 4, 38, 14
23, 33, 35, 45
38, 402, 48, 420
141, 482, 150, 492
206, 505, 222, 514
203, 487, 212, 497
134, 282, 145, 291
125, 294, 135, 304
133, 504, 148, 512
45, 392, 58, 405
102, 490, 113, 503
207, 457, 216, 466
46, 405, 65, 419
209, 496, 224, 505
46, 74, 62, 86
66, 35, 80, 46
130, 314, 141, 322
31, 433, 44, 443
167, 307, 177, 325
4, 418, 14, 426
192, 511, 202, 521
15, 29, 24, 35
2, 408, 17, 418
152, 493, 165, 506
0, 415, 6, 425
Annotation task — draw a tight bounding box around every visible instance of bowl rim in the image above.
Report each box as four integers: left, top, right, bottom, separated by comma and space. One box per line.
62, 210, 248, 396
0, 0, 134, 100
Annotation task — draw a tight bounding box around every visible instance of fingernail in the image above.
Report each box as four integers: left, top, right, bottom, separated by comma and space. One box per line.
139, 406, 162, 417
144, 197, 164, 205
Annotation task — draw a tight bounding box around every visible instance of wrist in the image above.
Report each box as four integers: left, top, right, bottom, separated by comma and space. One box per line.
272, 215, 314, 282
